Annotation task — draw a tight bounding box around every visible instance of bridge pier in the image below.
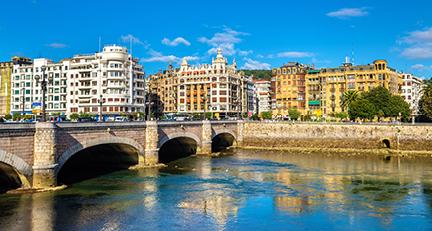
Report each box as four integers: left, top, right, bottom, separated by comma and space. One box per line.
144, 121, 159, 165
32, 122, 57, 189
236, 120, 244, 147
197, 120, 212, 155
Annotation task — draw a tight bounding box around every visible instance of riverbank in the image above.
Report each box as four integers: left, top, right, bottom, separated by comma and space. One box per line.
239, 146, 432, 159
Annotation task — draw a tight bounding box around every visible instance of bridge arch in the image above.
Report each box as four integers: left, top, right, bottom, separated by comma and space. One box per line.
212, 132, 237, 152
56, 137, 144, 184
158, 132, 200, 164
0, 150, 31, 192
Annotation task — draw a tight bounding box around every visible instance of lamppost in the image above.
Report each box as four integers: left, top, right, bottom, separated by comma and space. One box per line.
203, 91, 210, 120
21, 87, 25, 117
34, 66, 51, 122
98, 94, 105, 122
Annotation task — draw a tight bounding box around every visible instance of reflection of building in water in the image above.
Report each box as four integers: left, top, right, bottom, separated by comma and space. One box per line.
275, 196, 312, 213
178, 196, 238, 227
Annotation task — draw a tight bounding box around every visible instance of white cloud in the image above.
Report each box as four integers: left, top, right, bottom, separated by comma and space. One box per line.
411, 64, 426, 70
402, 27, 432, 44
46, 43, 67, 48
276, 51, 314, 58
238, 50, 253, 56
241, 58, 271, 70
400, 27, 432, 59
120, 34, 148, 47
162, 37, 191, 46
402, 46, 432, 59
141, 49, 198, 63
199, 27, 249, 56
326, 7, 368, 19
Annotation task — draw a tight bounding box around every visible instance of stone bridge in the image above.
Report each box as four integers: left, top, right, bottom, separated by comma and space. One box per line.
0, 120, 243, 191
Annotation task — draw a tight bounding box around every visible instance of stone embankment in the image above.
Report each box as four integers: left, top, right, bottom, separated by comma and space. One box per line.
242, 122, 432, 157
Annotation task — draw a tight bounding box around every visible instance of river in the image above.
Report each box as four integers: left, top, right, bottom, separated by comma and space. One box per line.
1, 149, 432, 231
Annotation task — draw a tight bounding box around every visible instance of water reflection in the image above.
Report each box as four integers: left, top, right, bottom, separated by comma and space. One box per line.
1, 149, 432, 230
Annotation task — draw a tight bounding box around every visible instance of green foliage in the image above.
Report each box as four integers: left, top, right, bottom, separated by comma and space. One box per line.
13, 113, 21, 121
205, 112, 213, 120
79, 112, 94, 119
288, 108, 300, 120
4, 114, 12, 120
348, 87, 411, 121
69, 113, 79, 121
335, 112, 349, 119
349, 98, 376, 120
241, 70, 272, 80
260, 111, 272, 120
249, 113, 258, 120
420, 79, 432, 119
341, 90, 358, 111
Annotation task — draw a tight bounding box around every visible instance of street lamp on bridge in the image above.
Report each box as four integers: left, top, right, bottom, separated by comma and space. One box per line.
34, 66, 51, 122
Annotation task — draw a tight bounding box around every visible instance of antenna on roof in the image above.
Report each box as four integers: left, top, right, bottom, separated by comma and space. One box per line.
98, 36, 101, 52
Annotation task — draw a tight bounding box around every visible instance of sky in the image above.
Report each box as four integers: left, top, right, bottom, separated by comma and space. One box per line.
0, 0, 431, 78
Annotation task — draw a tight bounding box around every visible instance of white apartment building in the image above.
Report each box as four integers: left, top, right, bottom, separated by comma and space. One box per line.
11, 58, 68, 116
10, 45, 145, 118
401, 73, 423, 115
254, 80, 272, 114
67, 45, 145, 116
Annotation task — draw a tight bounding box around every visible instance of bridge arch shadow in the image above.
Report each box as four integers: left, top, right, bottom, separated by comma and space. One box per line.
0, 150, 31, 193
56, 137, 143, 185
158, 132, 200, 164
212, 132, 237, 152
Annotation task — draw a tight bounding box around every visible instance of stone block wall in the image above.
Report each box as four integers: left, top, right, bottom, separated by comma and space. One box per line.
243, 122, 432, 152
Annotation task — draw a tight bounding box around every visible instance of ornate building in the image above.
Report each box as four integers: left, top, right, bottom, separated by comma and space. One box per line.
148, 48, 253, 118
305, 59, 402, 116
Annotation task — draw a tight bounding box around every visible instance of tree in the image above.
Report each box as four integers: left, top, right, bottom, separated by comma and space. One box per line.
419, 79, 432, 119
4, 114, 12, 120
363, 87, 392, 117
341, 90, 358, 112
260, 111, 272, 120
388, 95, 411, 121
349, 98, 376, 120
288, 108, 300, 120
70, 113, 79, 121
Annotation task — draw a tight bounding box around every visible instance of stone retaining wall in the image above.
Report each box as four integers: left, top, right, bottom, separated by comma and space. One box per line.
243, 122, 432, 153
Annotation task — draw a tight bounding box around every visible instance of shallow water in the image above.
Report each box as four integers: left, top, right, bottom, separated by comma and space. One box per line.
1, 149, 432, 231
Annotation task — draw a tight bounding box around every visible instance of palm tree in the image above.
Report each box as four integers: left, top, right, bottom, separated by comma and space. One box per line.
341, 90, 358, 112
419, 79, 432, 119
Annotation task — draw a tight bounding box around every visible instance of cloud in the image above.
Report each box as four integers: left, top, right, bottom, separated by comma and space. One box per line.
238, 50, 253, 56
46, 43, 67, 48
162, 37, 191, 46
241, 58, 271, 70
120, 34, 148, 47
400, 27, 432, 59
276, 51, 315, 58
326, 7, 368, 19
141, 49, 198, 63
199, 27, 249, 56
411, 64, 432, 70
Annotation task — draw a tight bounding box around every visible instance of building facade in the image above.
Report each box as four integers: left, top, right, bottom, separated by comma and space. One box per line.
0, 60, 14, 116
148, 64, 178, 116
9, 45, 145, 118
148, 48, 253, 118
304, 59, 402, 117
254, 80, 272, 114
401, 73, 423, 115
271, 62, 309, 117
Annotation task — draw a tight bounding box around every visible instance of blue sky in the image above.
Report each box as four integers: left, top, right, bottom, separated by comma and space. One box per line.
0, 0, 431, 78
